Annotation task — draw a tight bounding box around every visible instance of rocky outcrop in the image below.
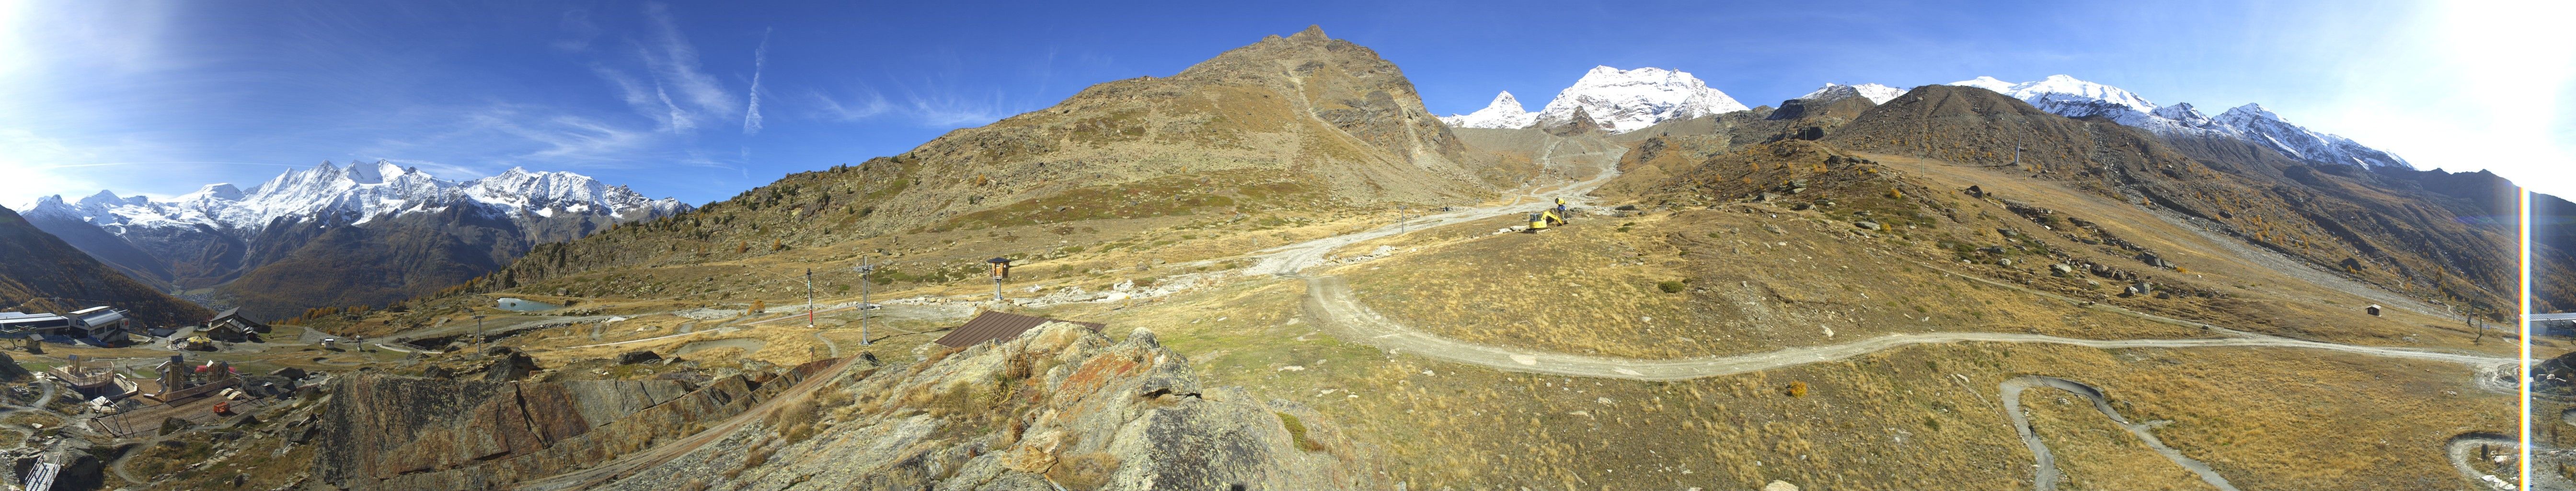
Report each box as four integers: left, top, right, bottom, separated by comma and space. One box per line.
590, 323, 1377, 491
312, 370, 804, 490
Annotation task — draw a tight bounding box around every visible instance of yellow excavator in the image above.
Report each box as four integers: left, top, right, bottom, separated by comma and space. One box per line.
1527, 198, 1570, 231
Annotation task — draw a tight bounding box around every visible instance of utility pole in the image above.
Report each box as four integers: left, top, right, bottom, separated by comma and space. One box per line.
854, 259, 876, 346
803, 268, 816, 328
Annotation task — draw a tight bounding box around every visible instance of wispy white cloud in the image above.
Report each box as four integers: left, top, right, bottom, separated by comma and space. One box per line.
809, 87, 891, 121
463, 109, 651, 162
888, 69, 1016, 127
804, 77, 1017, 128
587, 63, 670, 129
638, 2, 736, 126
743, 27, 770, 135
652, 79, 691, 133
902, 90, 1012, 127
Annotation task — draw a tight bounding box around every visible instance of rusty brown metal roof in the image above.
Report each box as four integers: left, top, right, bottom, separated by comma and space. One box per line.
932, 311, 1104, 348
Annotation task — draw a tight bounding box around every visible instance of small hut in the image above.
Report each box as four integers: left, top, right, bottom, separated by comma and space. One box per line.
2365, 304, 2383, 317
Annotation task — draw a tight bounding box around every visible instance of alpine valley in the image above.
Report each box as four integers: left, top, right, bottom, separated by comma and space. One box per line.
3, 23, 2572, 491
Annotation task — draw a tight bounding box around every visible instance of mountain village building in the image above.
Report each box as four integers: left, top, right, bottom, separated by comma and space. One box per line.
0, 306, 136, 346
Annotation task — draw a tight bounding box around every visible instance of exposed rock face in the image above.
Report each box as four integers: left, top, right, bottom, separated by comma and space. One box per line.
483, 350, 541, 382
588, 323, 1376, 491
310, 369, 823, 490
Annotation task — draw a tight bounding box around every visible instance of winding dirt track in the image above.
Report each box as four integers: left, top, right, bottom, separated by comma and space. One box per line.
2001, 375, 2238, 491
1304, 276, 2506, 380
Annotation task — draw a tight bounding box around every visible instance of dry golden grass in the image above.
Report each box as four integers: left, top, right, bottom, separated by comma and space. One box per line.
1086, 274, 2512, 491
1341, 207, 2215, 359
2019, 387, 2218, 490
0, 411, 60, 428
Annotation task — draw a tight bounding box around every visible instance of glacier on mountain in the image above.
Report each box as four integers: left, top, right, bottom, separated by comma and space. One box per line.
1440, 91, 1537, 129
1947, 75, 2409, 168
1531, 66, 1749, 133
22, 160, 689, 235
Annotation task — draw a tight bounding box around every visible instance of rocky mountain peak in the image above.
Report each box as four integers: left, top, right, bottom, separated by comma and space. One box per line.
76, 189, 144, 208
2215, 103, 2284, 125
1288, 23, 1328, 41
1440, 91, 1537, 129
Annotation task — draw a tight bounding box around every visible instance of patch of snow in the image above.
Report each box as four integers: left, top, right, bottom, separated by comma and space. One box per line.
1795, 82, 1906, 105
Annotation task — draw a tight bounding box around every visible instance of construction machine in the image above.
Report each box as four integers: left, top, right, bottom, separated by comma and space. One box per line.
1527, 197, 1571, 231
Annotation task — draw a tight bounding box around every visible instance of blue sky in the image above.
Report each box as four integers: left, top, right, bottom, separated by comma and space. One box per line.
3, 0, 2569, 206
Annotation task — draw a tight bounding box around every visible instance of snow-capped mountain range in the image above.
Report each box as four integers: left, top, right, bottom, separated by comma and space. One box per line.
1442, 66, 1750, 133
1948, 75, 2409, 168
23, 160, 688, 234
1439, 68, 2406, 169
